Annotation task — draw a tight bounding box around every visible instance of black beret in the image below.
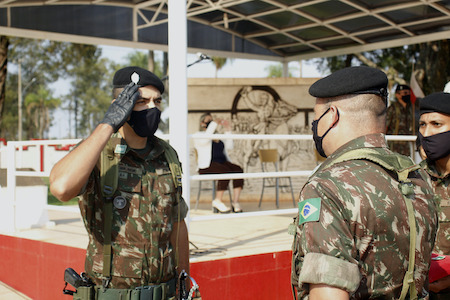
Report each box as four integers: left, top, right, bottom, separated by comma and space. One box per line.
309, 66, 388, 99
420, 92, 450, 116
113, 66, 164, 94
395, 84, 410, 93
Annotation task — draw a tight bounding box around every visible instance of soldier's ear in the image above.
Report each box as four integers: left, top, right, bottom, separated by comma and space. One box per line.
329, 105, 340, 127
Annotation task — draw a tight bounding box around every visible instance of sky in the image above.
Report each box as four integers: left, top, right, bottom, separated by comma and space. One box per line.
48, 45, 323, 139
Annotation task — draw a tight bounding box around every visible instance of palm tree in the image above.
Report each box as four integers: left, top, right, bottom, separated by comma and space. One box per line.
211, 57, 228, 77
0, 36, 9, 128
24, 87, 60, 139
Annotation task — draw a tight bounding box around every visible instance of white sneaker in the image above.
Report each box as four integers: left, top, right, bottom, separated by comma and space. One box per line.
212, 199, 231, 213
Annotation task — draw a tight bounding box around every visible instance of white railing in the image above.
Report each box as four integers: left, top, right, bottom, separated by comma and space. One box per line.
189, 134, 419, 221
1, 134, 418, 230
2, 139, 81, 232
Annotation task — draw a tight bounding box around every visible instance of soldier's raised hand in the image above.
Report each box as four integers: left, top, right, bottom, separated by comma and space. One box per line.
100, 82, 140, 132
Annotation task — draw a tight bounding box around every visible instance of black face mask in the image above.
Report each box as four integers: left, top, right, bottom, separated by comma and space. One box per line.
401, 94, 411, 103
127, 107, 161, 137
418, 130, 450, 161
311, 108, 339, 158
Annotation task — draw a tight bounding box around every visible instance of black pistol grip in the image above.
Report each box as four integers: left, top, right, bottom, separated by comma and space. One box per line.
64, 268, 83, 288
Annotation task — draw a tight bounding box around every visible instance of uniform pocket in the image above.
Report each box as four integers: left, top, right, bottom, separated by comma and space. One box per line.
111, 255, 143, 279
91, 246, 144, 279
118, 163, 142, 193
155, 171, 175, 195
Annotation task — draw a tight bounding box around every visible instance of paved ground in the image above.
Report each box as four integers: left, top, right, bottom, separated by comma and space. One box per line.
0, 281, 32, 300
1, 199, 298, 298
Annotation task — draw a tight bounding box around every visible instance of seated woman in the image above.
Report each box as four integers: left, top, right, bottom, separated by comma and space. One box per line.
194, 113, 244, 213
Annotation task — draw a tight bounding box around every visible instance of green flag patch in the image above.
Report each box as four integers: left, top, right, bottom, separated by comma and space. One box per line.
299, 198, 321, 225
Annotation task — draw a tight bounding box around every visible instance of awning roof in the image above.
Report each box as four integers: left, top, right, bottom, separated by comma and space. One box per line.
1, 0, 450, 62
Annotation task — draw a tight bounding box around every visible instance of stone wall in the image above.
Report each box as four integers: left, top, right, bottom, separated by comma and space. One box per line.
186, 78, 320, 204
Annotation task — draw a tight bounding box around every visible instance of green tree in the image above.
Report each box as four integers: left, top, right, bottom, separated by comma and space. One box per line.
24, 87, 60, 139
0, 36, 8, 129
117, 50, 164, 78
126, 50, 148, 69
61, 43, 112, 137
2, 37, 65, 140
313, 40, 450, 95
412, 40, 450, 94
264, 63, 296, 78
1, 73, 18, 140
211, 57, 228, 77
124, 50, 164, 77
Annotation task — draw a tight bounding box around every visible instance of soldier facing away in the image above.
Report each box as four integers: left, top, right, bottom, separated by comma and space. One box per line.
50, 66, 189, 299
291, 66, 438, 299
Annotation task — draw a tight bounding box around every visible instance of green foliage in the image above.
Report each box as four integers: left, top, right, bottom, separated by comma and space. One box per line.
312, 40, 450, 95
1, 73, 18, 140
60, 43, 113, 137
264, 63, 296, 78
1, 39, 121, 139
114, 50, 164, 78
2, 38, 66, 139
211, 57, 228, 77
127, 51, 148, 67
411, 41, 450, 95
24, 87, 61, 139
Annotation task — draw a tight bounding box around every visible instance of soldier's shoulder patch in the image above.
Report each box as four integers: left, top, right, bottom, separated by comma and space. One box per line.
299, 198, 321, 225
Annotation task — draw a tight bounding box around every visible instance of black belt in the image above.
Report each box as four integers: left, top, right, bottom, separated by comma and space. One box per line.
92, 277, 177, 300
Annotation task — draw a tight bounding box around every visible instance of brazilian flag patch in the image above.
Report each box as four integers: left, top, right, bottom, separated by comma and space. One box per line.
299, 198, 321, 225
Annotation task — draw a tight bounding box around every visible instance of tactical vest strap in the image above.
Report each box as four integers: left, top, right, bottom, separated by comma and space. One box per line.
394, 103, 400, 135
321, 147, 419, 299
399, 190, 418, 300
157, 137, 184, 271
100, 137, 120, 286
157, 137, 183, 192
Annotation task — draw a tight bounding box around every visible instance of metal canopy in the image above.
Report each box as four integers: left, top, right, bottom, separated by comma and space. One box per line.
1, 0, 450, 62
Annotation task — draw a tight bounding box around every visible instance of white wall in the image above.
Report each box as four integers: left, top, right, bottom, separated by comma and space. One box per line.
0, 186, 50, 231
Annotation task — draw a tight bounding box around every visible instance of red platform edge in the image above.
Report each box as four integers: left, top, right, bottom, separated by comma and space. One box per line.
0, 235, 293, 299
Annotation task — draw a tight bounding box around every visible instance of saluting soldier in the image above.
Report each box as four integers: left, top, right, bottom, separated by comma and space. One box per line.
418, 92, 450, 296
50, 66, 189, 299
291, 66, 438, 299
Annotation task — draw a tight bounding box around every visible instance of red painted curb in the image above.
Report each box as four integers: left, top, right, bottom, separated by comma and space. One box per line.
0, 235, 292, 299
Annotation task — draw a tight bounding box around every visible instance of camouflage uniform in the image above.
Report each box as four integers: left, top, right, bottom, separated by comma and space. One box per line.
291, 133, 438, 299
78, 135, 188, 289
420, 159, 450, 255
386, 101, 415, 156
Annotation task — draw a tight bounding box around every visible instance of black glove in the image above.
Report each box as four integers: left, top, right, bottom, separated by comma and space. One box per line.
101, 82, 140, 132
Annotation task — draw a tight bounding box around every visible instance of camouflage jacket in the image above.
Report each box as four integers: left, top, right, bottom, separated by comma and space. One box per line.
420, 159, 450, 255
78, 134, 188, 289
386, 101, 416, 156
291, 133, 438, 299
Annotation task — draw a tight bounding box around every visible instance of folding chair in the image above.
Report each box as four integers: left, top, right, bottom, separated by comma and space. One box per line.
258, 149, 295, 208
